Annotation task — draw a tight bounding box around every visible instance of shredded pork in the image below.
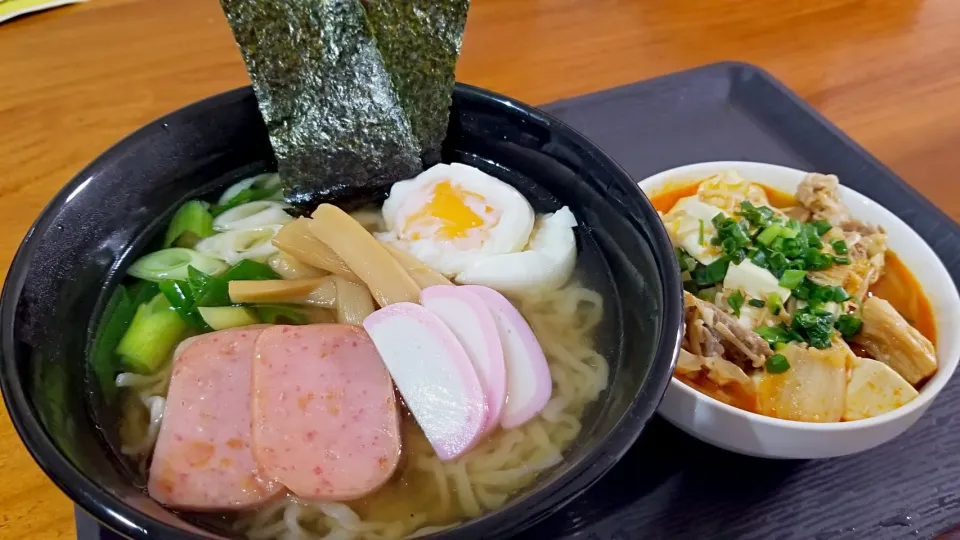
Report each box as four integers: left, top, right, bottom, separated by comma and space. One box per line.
684, 292, 773, 368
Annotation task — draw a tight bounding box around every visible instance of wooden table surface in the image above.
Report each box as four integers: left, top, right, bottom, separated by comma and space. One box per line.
2, 0, 960, 537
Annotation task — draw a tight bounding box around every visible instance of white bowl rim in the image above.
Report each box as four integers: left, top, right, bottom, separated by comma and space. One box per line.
640, 160, 960, 433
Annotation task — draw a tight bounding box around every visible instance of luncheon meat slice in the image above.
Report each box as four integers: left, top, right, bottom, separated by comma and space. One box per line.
252, 324, 401, 501
148, 328, 282, 510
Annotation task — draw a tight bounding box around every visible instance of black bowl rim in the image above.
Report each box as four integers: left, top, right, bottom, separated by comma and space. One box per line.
0, 83, 683, 539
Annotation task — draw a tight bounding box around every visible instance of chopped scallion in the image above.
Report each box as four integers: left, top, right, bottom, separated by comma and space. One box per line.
765, 353, 791, 374
728, 290, 745, 316
779, 269, 807, 289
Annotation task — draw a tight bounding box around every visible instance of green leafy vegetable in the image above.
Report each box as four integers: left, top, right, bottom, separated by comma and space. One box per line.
163, 200, 214, 248
748, 298, 766, 308
790, 305, 836, 349
831, 239, 848, 255
836, 314, 863, 338
115, 293, 188, 374
765, 353, 791, 374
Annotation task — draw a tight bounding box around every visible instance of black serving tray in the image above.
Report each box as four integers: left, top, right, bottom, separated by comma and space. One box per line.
77, 62, 960, 540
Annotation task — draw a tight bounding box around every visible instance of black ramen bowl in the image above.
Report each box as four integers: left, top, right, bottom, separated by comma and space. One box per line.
0, 84, 682, 539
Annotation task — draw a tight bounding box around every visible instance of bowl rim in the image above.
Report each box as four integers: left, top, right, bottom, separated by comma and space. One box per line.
638, 160, 960, 433
0, 83, 684, 539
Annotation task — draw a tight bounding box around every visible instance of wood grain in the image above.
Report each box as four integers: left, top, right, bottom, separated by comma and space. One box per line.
1, 0, 959, 537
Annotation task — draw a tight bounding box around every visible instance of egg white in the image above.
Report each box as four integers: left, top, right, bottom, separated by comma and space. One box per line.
454, 207, 578, 296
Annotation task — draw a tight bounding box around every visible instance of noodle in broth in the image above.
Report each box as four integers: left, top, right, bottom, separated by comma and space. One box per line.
117, 280, 607, 539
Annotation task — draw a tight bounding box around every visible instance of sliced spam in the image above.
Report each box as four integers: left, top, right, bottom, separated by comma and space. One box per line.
251, 324, 401, 501
148, 327, 283, 510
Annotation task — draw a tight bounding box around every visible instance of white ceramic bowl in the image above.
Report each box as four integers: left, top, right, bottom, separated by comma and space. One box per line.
640, 161, 960, 459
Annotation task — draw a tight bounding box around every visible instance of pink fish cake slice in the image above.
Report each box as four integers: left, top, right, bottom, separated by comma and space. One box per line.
252, 324, 401, 501
148, 327, 283, 510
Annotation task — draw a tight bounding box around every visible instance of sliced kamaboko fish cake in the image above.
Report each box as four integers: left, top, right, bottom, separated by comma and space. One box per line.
363, 302, 488, 460
148, 327, 282, 511
252, 324, 401, 501
420, 285, 506, 434
460, 285, 552, 429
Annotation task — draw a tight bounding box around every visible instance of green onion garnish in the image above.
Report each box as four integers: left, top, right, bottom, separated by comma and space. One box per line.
836, 314, 863, 338
811, 220, 833, 236
779, 269, 807, 289
765, 353, 791, 374
728, 290, 745, 316
748, 298, 766, 308
831, 240, 848, 254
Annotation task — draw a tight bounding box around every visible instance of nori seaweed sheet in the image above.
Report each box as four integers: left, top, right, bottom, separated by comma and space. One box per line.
362, 0, 469, 166
219, 0, 421, 207
218, 0, 469, 209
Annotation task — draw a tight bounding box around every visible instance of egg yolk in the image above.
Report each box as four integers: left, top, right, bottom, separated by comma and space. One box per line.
402, 180, 495, 241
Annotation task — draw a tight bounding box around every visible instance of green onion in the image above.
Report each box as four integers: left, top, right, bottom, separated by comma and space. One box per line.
735, 200, 777, 228
803, 250, 834, 271
779, 226, 799, 239
756, 224, 783, 246
198, 306, 260, 330
756, 325, 787, 347
674, 248, 698, 273
790, 305, 836, 349
765, 353, 791, 374
163, 200, 214, 249
697, 287, 719, 302
158, 279, 207, 329
836, 314, 863, 338
728, 290, 745, 316
811, 220, 833, 236
832, 256, 851, 265
767, 292, 783, 315
779, 269, 807, 289
254, 305, 309, 325
115, 293, 188, 374
127, 248, 227, 282
699, 219, 705, 246
223, 259, 280, 281
832, 287, 851, 302
187, 266, 231, 307
683, 280, 699, 294
91, 282, 158, 402
693, 258, 730, 286
748, 298, 766, 308
831, 240, 848, 254
212, 184, 282, 217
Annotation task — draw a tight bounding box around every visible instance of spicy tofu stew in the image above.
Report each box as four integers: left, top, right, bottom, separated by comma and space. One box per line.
650, 171, 938, 422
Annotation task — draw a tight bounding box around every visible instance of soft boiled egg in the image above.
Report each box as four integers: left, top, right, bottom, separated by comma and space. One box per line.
378, 163, 535, 277
455, 207, 578, 297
